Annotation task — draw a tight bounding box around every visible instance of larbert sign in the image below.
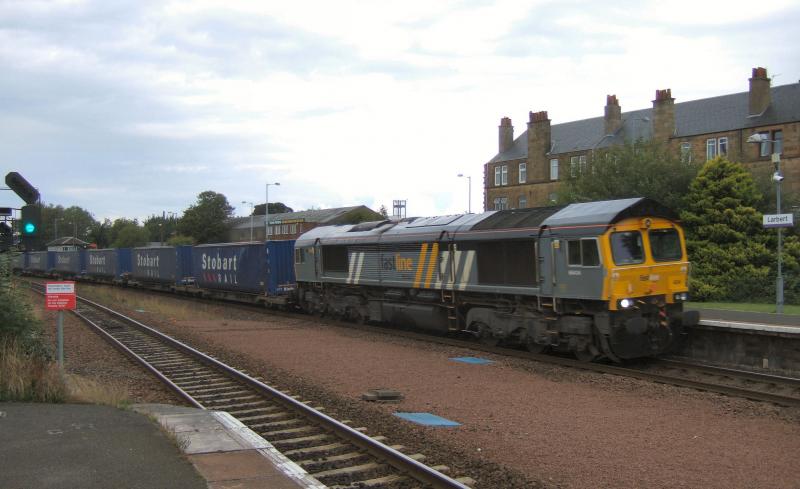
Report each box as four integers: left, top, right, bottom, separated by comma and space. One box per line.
763, 214, 795, 228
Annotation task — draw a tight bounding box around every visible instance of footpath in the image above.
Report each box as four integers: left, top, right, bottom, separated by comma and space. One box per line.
0, 402, 322, 489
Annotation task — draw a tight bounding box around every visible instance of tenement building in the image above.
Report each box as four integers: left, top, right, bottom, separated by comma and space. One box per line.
484, 67, 799, 210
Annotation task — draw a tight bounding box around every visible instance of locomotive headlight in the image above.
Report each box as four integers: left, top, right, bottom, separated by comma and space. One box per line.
619, 298, 633, 309
673, 292, 689, 301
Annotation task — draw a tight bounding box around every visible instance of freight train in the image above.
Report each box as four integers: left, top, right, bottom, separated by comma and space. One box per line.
13, 197, 698, 361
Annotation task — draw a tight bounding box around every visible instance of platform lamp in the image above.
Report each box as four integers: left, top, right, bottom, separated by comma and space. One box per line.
457, 174, 471, 214
265, 182, 280, 241
241, 201, 255, 242
747, 132, 784, 313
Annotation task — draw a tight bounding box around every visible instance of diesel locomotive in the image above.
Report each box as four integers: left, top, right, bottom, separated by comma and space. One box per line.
295, 197, 698, 361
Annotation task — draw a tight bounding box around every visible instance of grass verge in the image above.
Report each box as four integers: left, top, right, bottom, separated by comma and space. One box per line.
0, 338, 67, 402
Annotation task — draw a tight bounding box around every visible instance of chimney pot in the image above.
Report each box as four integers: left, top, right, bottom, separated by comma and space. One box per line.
749, 66, 771, 115
498, 117, 514, 153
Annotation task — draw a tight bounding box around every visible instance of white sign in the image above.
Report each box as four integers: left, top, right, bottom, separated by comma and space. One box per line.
46, 282, 75, 294
763, 214, 794, 228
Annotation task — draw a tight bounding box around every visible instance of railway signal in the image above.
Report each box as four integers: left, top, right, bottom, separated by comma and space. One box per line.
5, 172, 40, 205
20, 204, 42, 250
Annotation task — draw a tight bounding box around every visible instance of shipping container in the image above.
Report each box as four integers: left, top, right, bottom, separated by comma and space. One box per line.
53, 250, 86, 276
26, 251, 52, 273
131, 246, 178, 284
86, 249, 121, 279
191, 240, 296, 295
10, 253, 25, 272
131, 246, 192, 284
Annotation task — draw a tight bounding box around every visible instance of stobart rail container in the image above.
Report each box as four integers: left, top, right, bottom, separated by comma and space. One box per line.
131, 246, 191, 286
86, 248, 132, 282
191, 241, 296, 302
25, 251, 52, 274
52, 250, 86, 278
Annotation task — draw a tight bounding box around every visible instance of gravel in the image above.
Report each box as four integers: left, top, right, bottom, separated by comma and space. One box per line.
49, 285, 800, 488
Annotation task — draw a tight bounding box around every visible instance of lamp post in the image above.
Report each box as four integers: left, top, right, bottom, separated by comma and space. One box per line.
54, 217, 62, 241
747, 132, 784, 313
241, 201, 255, 242
457, 174, 471, 213
265, 182, 280, 241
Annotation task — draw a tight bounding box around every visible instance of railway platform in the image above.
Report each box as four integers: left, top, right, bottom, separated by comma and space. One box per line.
0, 402, 322, 489
679, 306, 800, 374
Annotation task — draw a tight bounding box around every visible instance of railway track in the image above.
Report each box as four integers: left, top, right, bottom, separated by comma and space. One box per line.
29, 278, 800, 408
28, 281, 474, 489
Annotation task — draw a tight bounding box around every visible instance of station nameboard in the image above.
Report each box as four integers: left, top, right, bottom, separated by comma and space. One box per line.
763, 214, 794, 229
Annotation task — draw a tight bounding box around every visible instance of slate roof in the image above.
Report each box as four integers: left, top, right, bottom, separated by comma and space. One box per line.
230, 206, 375, 230
490, 83, 800, 163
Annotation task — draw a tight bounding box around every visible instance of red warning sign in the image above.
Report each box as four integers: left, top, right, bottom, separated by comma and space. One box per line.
46, 282, 76, 311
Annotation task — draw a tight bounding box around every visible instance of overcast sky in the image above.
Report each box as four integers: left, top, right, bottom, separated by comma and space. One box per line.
2, 0, 799, 222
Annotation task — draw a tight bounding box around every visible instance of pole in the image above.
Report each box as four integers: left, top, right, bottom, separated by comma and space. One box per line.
265, 184, 270, 241
775, 153, 783, 314
467, 175, 472, 214
250, 213, 254, 242
56, 310, 64, 369
54, 219, 58, 240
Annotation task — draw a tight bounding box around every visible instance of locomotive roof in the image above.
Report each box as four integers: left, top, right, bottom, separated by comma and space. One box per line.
295, 198, 677, 245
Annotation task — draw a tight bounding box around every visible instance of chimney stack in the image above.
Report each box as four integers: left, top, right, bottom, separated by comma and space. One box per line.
749, 67, 771, 116
652, 88, 675, 142
499, 117, 514, 153
604, 95, 622, 135
527, 110, 551, 181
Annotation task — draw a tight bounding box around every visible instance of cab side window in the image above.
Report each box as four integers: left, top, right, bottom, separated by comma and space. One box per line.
567, 238, 601, 267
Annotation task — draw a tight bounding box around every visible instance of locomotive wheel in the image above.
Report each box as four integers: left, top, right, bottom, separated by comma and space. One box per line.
525, 337, 548, 354
574, 344, 599, 362
472, 322, 499, 347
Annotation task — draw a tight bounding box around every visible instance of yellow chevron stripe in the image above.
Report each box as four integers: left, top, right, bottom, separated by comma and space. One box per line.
413, 243, 429, 288
424, 242, 439, 288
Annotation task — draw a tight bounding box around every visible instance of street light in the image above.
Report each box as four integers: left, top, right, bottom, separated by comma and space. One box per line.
747, 132, 784, 313
457, 174, 471, 213
241, 201, 255, 242
265, 182, 280, 241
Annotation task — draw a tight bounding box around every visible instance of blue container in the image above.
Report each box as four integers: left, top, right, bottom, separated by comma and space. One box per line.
86, 249, 120, 278
191, 240, 296, 295
267, 240, 296, 295
26, 251, 52, 273
176, 245, 193, 284
53, 250, 86, 276
117, 248, 132, 277
131, 246, 178, 284
192, 242, 268, 294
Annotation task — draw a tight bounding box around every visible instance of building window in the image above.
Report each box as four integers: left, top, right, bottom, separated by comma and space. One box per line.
518, 196, 527, 209
718, 137, 728, 156
706, 138, 717, 160
289, 224, 297, 234
570, 155, 587, 177
759, 131, 771, 156
773, 130, 783, 155
680, 142, 692, 163
494, 165, 508, 186
294, 249, 305, 264
550, 158, 559, 180
493, 197, 508, 210
519, 163, 526, 183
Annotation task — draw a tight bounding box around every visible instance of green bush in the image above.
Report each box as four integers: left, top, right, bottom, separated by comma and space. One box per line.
0, 253, 49, 357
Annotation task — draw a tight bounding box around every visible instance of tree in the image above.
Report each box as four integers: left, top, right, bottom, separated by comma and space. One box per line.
88, 219, 112, 249
680, 157, 774, 301
39, 204, 97, 243
177, 191, 234, 244
111, 221, 149, 248
556, 140, 701, 210
253, 202, 293, 215
378, 205, 388, 218
144, 214, 179, 244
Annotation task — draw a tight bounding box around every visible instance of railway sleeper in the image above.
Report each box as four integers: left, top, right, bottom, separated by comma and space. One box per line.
327, 473, 412, 489
259, 426, 322, 441
237, 411, 293, 424
250, 418, 305, 431
180, 382, 243, 394
191, 390, 253, 401
226, 405, 282, 418
282, 442, 350, 459
313, 462, 391, 486
298, 451, 372, 472
207, 399, 266, 411
172, 373, 228, 384
270, 433, 335, 450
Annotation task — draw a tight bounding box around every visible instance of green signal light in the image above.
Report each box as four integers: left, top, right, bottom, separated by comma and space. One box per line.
24, 222, 36, 234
